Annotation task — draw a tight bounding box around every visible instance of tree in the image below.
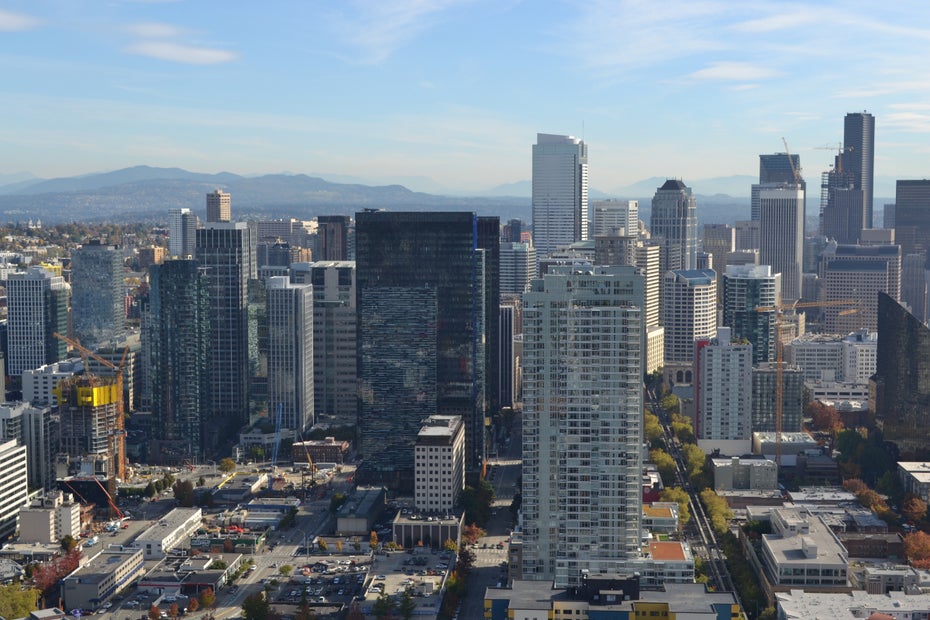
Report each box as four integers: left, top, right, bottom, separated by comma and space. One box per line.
187, 598, 199, 613
60, 534, 78, 552
318, 538, 328, 552
242, 592, 271, 620
336, 539, 344, 552
346, 602, 365, 620
173, 479, 196, 507
681, 443, 706, 478
370, 530, 379, 549
443, 538, 458, 552
462, 523, 486, 544
219, 457, 237, 473
353, 537, 362, 551
199, 587, 216, 609
149, 605, 162, 620
904, 531, 930, 568
660, 487, 691, 526
168, 603, 180, 618
398, 589, 417, 619
372, 590, 397, 619
807, 401, 842, 437
330, 492, 347, 514
650, 449, 677, 486
0, 583, 39, 619
198, 476, 206, 487
456, 546, 476, 574
670, 413, 695, 444
644, 411, 664, 447
279, 564, 293, 577
903, 494, 929, 524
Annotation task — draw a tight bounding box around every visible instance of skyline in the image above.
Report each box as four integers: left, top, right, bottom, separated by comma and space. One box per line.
3, 2, 930, 195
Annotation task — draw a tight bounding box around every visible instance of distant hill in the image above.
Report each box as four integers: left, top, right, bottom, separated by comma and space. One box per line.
0, 166, 531, 224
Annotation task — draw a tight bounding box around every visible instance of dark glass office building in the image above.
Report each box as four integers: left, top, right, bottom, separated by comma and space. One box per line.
356, 211, 489, 490
873, 292, 930, 453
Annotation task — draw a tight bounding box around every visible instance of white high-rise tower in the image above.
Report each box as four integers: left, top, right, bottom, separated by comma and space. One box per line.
532, 133, 588, 259
759, 186, 805, 302
522, 264, 644, 587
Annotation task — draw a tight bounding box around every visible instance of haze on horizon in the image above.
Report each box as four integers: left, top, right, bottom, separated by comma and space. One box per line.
2, 1, 930, 195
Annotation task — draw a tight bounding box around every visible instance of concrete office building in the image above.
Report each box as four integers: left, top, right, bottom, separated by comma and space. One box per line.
196, 223, 256, 449
819, 242, 901, 332
414, 415, 465, 513
62, 547, 145, 610
0, 439, 28, 541
759, 185, 805, 302
168, 208, 197, 258
22, 358, 84, 407
522, 265, 644, 587
662, 269, 717, 366
695, 328, 753, 441
532, 133, 588, 258
70, 240, 125, 346
894, 180, 930, 263
753, 153, 804, 222
651, 179, 698, 273
205, 189, 231, 223
0, 401, 56, 490
702, 224, 736, 300
266, 277, 314, 432
499, 242, 537, 295
752, 363, 804, 433
711, 456, 778, 491
722, 264, 780, 364
133, 508, 202, 559
18, 491, 81, 544
6, 267, 69, 376
291, 262, 357, 428
593, 199, 638, 236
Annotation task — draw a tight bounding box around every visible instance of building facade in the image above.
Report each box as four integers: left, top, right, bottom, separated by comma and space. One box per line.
499, 242, 537, 296
751, 363, 804, 433
722, 264, 781, 364
414, 415, 465, 513
819, 242, 901, 332
651, 179, 698, 273
7, 267, 69, 376
316, 215, 350, 261
356, 211, 487, 489
168, 208, 197, 258
0, 439, 29, 541
695, 328, 753, 441
759, 185, 805, 302
662, 269, 717, 366
522, 265, 644, 587
266, 277, 314, 432
205, 189, 231, 223
532, 133, 588, 258
71, 240, 125, 347
593, 199, 638, 236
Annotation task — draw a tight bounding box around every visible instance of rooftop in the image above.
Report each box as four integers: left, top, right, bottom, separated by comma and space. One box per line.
777, 589, 930, 620
136, 508, 201, 540
648, 541, 689, 562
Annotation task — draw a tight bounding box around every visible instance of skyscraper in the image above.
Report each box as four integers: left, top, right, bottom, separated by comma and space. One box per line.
499, 303, 515, 409
695, 327, 753, 441
753, 153, 805, 222
819, 242, 901, 332
759, 186, 805, 302
894, 180, 930, 266
532, 133, 588, 258
478, 216, 501, 420
873, 292, 930, 452
751, 363, 804, 434
206, 189, 231, 223
71, 240, 125, 347
662, 269, 717, 367
7, 267, 69, 376
499, 242, 537, 295
266, 277, 314, 432
356, 211, 487, 489
703, 224, 736, 300
722, 264, 780, 364
650, 179, 698, 273
291, 262, 357, 428
522, 265, 644, 587
843, 112, 875, 228
901, 253, 928, 323
147, 259, 210, 459
593, 199, 638, 236
196, 223, 256, 449
168, 208, 197, 258
317, 215, 350, 261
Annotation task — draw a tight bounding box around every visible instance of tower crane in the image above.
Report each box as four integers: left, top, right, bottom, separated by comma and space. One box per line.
781, 137, 802, 185
755, 299, 858, 464
53, 333, 130, 481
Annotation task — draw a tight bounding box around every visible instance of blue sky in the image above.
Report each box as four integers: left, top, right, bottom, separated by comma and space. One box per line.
2, 1, 930, 195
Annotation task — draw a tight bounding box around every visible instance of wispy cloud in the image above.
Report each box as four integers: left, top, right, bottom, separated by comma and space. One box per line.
689, 61, 780, 81
126, 41, 237, 65
126, 22, 186, 39
330, 0, 473, 64
731, 11, 818, 33
0, 9, 41, 32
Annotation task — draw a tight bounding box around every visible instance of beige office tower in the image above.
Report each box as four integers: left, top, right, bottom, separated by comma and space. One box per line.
206, 189, 231, 223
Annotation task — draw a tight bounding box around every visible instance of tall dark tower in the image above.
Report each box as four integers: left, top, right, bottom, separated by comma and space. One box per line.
843, 111, 875, 228
196, 223, 256, 451
317, 215, 350, 261
356, 211, 488, 490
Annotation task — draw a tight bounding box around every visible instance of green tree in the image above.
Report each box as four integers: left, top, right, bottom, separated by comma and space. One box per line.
661, 393, 680, 414
644, 410, 664, 447
0, 583, 39, 619
649, 449, 678, 486
670, 413, 695, 444
173, 479, 196, 507
681, 443, 706, 478
457, 480, 496, 525
330, 492, 347, 514
372, 590, 397, 619
660, 487, 691, 526
242, 592, 271, 620
398, 589, 417, 619
279, 564, 293, 577
60, 534, 78, 552
318, 538, 328, 552
199, 587, 216, 609
218, 458, 237, 473
197, 476, 206, 487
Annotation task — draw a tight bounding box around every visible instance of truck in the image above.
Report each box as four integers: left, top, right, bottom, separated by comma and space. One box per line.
84, 536, 99, 548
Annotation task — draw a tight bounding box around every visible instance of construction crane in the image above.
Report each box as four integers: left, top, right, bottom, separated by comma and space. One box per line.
781, 137, 802, 185
53, 333, 130, 481
815, 142, 854, 175
755, 299, 858, 464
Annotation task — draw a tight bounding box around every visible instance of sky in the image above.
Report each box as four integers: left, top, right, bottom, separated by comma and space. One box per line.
2, 1, 930, 195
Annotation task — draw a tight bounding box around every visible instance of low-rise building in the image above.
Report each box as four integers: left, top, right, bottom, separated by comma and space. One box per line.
291, 437, 350, 465
62, 546, 144, 611
392, 512, 465, 551
335, 486, 386, 536
898, 462, 930, 504
776, 589, 930, 620
22, 359, 84, 407
712, 456, 778, 491
18, 491, 81, 544
133, 508, 202, 559
415, 415, 465, 513
642, 502, 679, 534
